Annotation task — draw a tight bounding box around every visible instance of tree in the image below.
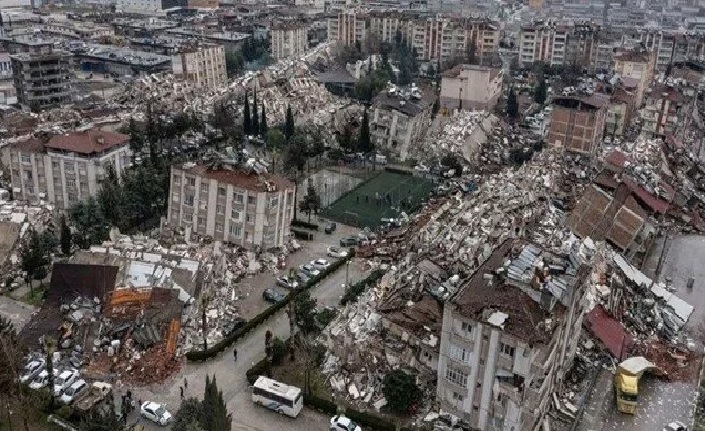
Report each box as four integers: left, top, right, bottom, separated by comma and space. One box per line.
243, 94, 251, 136
212, 101, 233, 137
466, 34, 477, 65
60, 216, 72, 256
271, 338, 287, 366
285, 134, 308, 173
251, 91, 259, 136
357, 110, 373, 163
299, 182, 321, 223
78, 408, 125, 431
266, 129, 285, 149
201, 375, 231, 431
127, 117, 143, 158
432, 98, 440, 118
382, 369, 423, 413
260, 104, 268, 137
534, 74, 547, 105
224, 51, 244, 78
293, 290, 318, 335
440, 154, 463, 177
98, 165, 123, 228
506, 87, 519, 121
337, 127, 354, 153
70, 196, 108, 248
172, 398, 204, 431
20, 229, 50, 291
284, 105, 295, 141
43, 336, 56, 409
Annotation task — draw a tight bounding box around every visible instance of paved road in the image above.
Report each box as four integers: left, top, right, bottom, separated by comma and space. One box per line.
128, 259, 370, 431
0, 294, 36, 331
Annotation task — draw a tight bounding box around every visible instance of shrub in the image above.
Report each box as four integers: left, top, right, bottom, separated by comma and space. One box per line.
340, 270, 385, 306
344, 408, 396, 431
246, 358, 271, 385
304, 394, 338, 414
292, 228, 314, 240
382, 369, 423, 414
271, 337, 287, 366
292, 219, 319, 230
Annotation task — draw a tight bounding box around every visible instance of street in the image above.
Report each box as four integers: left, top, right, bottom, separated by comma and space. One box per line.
126, 256, 370, 431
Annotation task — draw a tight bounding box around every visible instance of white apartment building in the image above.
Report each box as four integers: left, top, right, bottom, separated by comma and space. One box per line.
370, 88, 432, 161
270, 22, 309, 61
440, 64, 503, 111
328, 11, 369, 46
3, 129, 132, 209
167, 163, 295, 249
116, 0, 184, 16
172, 44, 227, 90
0, 51, 12, 80
437, 239, 592, 431
518, 23, 568, 68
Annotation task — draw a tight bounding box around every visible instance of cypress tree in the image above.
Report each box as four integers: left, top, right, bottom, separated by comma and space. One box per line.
251, 91, 259, 136
243, 94, 251, 136
284, 104, 295, 141
260, 104, 268, 137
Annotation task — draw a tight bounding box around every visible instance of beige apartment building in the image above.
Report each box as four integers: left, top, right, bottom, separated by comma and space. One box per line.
3, 129, 132, 209
613, 49, 655, 107
270, 22, 309, 60
548, 95, 608, 157
440, 64, 503, 111
172, 44, 227, 90
328, 11, 369, 46
167, 163, 295, 249
437, 239, 592, 431
518, 22, 568, 68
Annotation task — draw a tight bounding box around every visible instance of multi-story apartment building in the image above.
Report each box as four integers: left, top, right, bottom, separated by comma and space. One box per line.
3, 129, 132, 209
187, 0, 218, 8
328, 12, 500, 66
440, 64, 503, 111
641, 84, 690, 138
518, 22, 568, 68
548, 95, 608, 157
270, 21, 309, 60
370, 86, 432, 161
0, 51, 12, 80
167, 162, 295, 249
9, 38, 72, 110
437, 239, 592, 431
613, 49, 655, 107
39, 18, 115, 41
171, 44, 227, 90
116, 0, 186, 16
621, 29, 705, 71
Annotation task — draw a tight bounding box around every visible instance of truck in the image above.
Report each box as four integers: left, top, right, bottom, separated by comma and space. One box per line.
73, 382, 113, 413
614, 357, 663, 414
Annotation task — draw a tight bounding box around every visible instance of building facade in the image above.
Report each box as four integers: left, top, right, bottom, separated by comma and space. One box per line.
370, 87, 433, 161
613, 49, 655, 107
115, 0, 186, 16
518, 23, 568, 68
270, 22, 309, 60
440, 64, 503, 111
437, 239, 592, 431
9, 40, 72, 110
172, 44, 227, 89
3, 129, 132, 209
167, 163, 295, 249
548, 96, 608, 157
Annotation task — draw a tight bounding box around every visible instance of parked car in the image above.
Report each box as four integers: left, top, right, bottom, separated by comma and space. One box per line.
263, 288, 286, 304
29, 369, 58, 390
300, 264, 321, 277
53, 369, 79, 396
312, 259, 331, 270
414, 164, 430, 172
330, 415, 362, 431
221, 317, 247, 337
19, 359, 44, 384
327, 247, 348, 258
339, 237, 358, 247
276, 276, 299, 290
59, 379, 88, 404
325, 222, 337, 234
663, 421, 688, 431
296, 271, 311, 284
140, 401, 172, 426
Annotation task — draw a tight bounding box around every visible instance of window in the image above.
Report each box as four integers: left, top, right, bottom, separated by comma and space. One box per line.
229, 224, 242, 236
460, 321, 473, 336
216, 204, 225, 214
445, 366, 468, 388
65, 162, 74, 172
218, 187, 226, 197
172, 192, 180, 203
200, 184, 209, 193
270, 197, 279, 207
233, 192, 244, 204
247, 196, 255, 205
449, 344, 472, 364
21, 154, 30, 163
184, 194, 194, 206
24, 170, 33, 181
197, 217, 205, 227
66, 178, 76, 188
231, 209, 240, 220
500, 343, 515, 358
452, 392, 464, 401
246, 214, 253, 223
186, 177, 196, 186
215, 223, 223, 232
173, 175, 181, 185
68, 193, 77, 202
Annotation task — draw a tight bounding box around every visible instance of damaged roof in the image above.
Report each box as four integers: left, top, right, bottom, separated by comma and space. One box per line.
450, 240, 566, 345
585, 305, 632, 360
46, 129, 130, 155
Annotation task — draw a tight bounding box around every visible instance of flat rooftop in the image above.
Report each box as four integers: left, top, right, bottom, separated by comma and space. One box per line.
77, 44, 171, 67
176, 163, 295, 193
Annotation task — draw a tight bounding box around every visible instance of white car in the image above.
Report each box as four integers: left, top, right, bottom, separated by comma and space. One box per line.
414, 164, 430, 172
663, 421, 688, 431
53, 369, 79, 396
141, 401, 172, 426
312, 259, 331, 270
29, 369, 58, 389
327, 247, 348, 258
300, 264, 321, 277
19, 360, 44, 383
59, 379, 88, 404
330, 415, 362, 431
276, 276, 299, 289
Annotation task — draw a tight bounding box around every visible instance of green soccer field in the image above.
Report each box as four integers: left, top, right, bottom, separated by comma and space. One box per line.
321, 171, 436, 229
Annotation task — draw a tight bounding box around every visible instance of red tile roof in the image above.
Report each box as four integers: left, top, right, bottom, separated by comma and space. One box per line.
46, 129, 129, 155
584, 305, 632, 360
622, 177, 670, 214
605, 150, 630, 170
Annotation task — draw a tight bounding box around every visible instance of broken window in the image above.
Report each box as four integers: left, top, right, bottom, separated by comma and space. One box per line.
445, 366, 468, 388
500, 343, 515, 358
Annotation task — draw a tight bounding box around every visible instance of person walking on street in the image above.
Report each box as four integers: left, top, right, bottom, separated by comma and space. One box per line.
233, 348, 238, 361
184, 378, 188, 389
180, 386, 184, 400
